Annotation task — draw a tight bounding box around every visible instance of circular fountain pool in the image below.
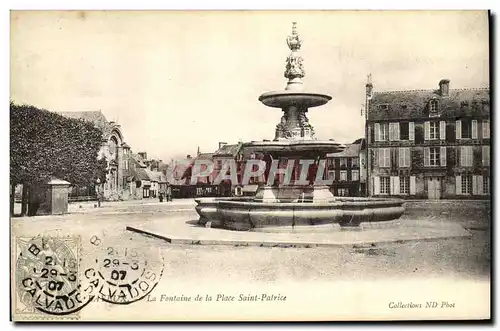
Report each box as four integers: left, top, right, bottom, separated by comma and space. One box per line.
195, 196, 405, 232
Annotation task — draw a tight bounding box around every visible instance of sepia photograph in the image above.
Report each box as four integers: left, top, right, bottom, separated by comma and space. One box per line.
9, 9, 491, 322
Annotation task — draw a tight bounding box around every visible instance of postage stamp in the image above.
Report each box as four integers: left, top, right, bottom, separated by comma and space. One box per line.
13, 235, 93, 320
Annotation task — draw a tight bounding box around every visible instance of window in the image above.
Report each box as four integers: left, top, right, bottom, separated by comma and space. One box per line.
340, 158, 347, 168
482, 146, 490, 166
460, 146, 473, 167
337, 188, 349, 197
483, 176, 490, 194
352, 170, 359, 181
429, 122, 438, 140
461, 175, 473, 194
400, 122, 409, 140
400, 177, 410, 195
461, 120, 472, 139
143, 188, 150, 198
430, 99, 439, 113
378, 148, 391, 168
340, 170, 347, 181
429, 147, 440, 166
389, 123, 400, 141
380, 177, 390, 195
378, 104, 389, 111
375, 123, 389, 141
352, 158, 359, 167
124, 160, 129, 170
483, 120, 490, 139
399, 148, 411, 167
327, 171, 335, 181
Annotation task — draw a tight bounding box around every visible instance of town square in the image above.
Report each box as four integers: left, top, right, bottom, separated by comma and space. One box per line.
9, 10, 491, 321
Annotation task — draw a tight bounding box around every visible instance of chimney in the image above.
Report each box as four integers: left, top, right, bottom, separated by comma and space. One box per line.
365, 73, 373, 99
439, 79, 450, 97
138, 152, 147, 160
218, 142, 227, 149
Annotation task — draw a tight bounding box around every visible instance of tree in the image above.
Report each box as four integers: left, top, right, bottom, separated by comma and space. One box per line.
10, 102, 108, 216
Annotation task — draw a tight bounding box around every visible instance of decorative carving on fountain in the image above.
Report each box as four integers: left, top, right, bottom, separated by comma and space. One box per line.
285, 56, 305, 80
298, 111, 315, 139
275, 113, 293, 140
284, 22, 305, 81
286, 21, 302, 51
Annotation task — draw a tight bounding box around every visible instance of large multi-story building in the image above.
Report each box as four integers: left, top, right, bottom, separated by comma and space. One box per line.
326, 138, 367, 197
365, 78, 490, 200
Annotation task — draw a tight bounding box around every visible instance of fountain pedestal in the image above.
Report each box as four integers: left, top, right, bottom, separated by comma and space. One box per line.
253, 185, 334, 203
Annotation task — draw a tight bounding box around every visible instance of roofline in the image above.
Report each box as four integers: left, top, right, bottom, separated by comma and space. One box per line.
372, 87, 490, 95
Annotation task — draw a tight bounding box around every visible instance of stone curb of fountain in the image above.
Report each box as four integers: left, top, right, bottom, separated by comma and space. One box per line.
125, 222, 472, 249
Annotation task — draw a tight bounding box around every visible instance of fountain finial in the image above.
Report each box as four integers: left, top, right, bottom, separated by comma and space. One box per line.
284, 22, 305, 90
286, 22, 302, 51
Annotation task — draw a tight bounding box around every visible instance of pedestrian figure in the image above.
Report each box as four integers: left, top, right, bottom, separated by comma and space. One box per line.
166, 183, 172, 202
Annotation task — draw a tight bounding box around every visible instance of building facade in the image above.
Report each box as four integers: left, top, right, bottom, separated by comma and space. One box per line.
326, 138, 367, 197
366, 79, 490, 199
59, 111, 131, 201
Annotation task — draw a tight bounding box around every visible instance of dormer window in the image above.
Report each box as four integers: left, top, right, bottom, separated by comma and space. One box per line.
429, 99, 439, 113
378, 104, 389, 111
401, 104, 408, 110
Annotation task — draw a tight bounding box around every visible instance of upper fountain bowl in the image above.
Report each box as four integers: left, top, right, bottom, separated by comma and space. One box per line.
259, 90, 332, 108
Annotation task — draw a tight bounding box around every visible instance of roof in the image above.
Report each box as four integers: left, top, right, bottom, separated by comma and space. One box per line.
368, 88, 490, 121
131, 154, 147, 168
213, 143, 242, 157
146, 169, 167, 182
196, 152, 214, 160
133, 167, 151, 181
326, 143, 361, 158
58, 111, 113, 138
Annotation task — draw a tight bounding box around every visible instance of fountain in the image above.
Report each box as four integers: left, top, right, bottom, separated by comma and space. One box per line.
195, 23, 405, 232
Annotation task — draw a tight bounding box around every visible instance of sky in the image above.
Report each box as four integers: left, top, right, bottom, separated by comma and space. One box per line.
10, 10, 489, 162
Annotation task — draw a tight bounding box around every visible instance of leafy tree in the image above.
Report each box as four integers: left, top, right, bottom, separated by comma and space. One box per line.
10, 102, 107, 215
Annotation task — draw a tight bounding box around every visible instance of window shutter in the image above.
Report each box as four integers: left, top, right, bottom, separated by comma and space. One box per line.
456, 176, 462, 195
440, 147, 447, 166
373, 176, 380, 195
456, 120, 462, 139
482, 146, 490, 166
424, 147, 430, 166
378, 148, 384, 167
373, 149, 378, 167
390, 176, 394, 195
472, 120, 478, 139
477, 175, 483, 195
406, 148, 411, 167
386, 148, 391, 168
409, 176, 416, 195
440, 121, 446, 140
409, 122, 415, 141
374, 123, 380, 142
398, 148, 404, 167
389, 123, 394, 141
395, 123, 400, 141
460, 146, 466, 167
482, 120, 490, 139
424, 121, 430, 140
393, 176, 400, 195
467, 146, 473, 167
472, 176, 478, 195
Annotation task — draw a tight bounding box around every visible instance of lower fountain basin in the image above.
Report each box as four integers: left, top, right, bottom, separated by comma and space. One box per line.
195, 196, 405, 231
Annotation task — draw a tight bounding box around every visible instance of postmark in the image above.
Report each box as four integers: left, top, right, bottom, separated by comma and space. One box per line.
85, 233, 164, 305
15, 235, 94, 318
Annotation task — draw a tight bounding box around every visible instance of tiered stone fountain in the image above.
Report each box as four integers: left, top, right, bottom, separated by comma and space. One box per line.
195, 23, 404, 232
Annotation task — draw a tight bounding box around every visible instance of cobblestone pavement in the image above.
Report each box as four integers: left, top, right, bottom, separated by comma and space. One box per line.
11, 199, 491, 283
